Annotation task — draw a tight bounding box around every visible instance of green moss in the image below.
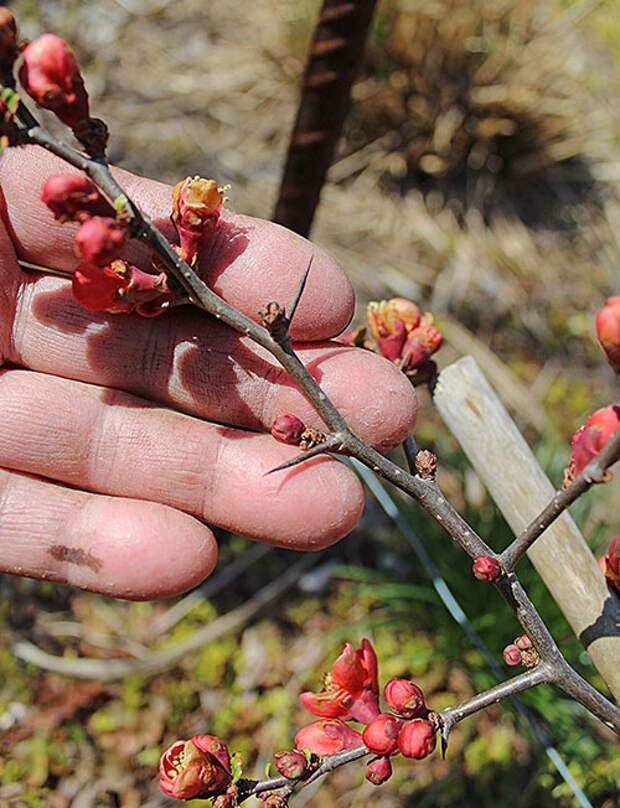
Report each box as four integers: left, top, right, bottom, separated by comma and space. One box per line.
195, 635, 238, 687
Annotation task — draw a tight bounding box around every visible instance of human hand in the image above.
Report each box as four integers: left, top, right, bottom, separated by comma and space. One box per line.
0, 146, 417, 599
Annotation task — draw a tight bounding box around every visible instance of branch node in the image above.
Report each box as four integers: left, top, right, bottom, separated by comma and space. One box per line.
415, 449, 437, 480
259, 301, 288, 341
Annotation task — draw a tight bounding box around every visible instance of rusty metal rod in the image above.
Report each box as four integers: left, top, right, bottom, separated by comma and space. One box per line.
273, 0, 378, 237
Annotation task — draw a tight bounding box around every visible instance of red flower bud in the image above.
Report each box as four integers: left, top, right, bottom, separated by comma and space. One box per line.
159, 735, 232, 800
596, 295, 620, 374
599, 538, 620, 593
260, 794, 288, 808
74, 216, 127, 266
401, 324, 443, 370
19, 34, 90, 127
362, 714, 402, 756
294, 719, 363, 757
472, 555, 501, 582
568, 405, 620, 479
365, 756, 392, 785
271, 414, 305, 445
42, 174, 115, 223
397, 719, 436, 760
515, 634, 532, 650
172, 176, 223, 263
383, 679, 427, 718
0, 7, 18, 74
273, 750, 308, 780
212, 786, 238, 808
502, 644, 521, 666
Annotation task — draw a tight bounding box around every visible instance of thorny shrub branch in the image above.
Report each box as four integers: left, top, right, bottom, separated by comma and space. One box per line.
1, 11, 619, 805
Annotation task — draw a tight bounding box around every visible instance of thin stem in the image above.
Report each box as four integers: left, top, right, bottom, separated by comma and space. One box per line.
501, 427, 620, 570
439, 665, 551, 741
235, 745, 368, 802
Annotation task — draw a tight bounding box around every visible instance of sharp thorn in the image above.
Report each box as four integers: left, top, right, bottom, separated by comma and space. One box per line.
285, 256, 313, 324
265, 435, 341, 476
18, 260, 73, 279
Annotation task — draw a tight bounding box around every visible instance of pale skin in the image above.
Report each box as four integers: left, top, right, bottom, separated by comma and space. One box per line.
0, 146, 417, 600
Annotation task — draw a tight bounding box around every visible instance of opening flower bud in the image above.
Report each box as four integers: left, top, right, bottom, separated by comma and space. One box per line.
397, 719, 436, 759
472, 555, 501, 582
159, 735, 232, 800
365, 756, 392, 785
19, 34, 90, 127
384, 679, 427, 719
172, 176, 223, 263
362, 714, 402, 756
401, 324, 443, 370
74, 216, 127, 266
366, 300, 408, 361
596, 295, 620, 374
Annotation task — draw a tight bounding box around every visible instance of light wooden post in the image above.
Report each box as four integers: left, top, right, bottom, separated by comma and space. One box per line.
434, 356, 620, 702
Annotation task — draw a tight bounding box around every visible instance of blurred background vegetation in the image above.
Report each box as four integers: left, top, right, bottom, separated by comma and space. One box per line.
1, 0, 619, 806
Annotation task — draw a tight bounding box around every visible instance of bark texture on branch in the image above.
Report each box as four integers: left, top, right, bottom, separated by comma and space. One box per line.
273, 0, 378, 237
434, 356, 620, 702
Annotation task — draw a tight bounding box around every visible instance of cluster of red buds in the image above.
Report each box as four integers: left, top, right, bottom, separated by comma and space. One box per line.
291, 639, 437, 786
598, 538, 620, 594
0, 10, 226, 316
158, 640, 437, 802
338, 297, 443, 384
503, 634, 539, 668
564, 404, 620, 485
39, 172, 224, 316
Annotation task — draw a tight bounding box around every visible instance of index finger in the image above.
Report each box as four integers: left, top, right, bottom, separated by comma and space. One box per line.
0, 146, 354, 341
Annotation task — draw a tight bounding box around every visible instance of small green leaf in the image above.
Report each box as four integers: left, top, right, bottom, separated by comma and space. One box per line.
113, 194, 129, 213
264, 760, 272, 779
230, 752, 243, 785
1, 87, 19, 113
302, 747, 312, 764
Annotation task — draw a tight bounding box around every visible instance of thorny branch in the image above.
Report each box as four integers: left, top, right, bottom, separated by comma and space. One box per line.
8, 57, 620, 805
501, 426, 620, 570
